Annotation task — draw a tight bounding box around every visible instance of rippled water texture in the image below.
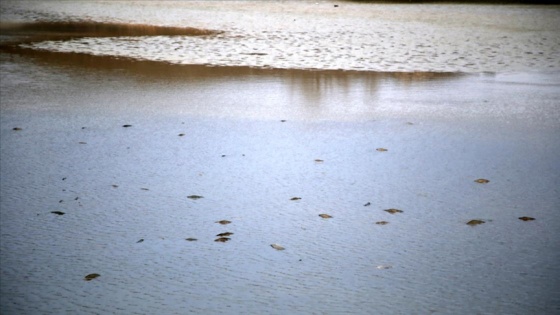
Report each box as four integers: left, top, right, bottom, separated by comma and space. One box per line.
1, 0, 560, 72
1, 1, 560, 315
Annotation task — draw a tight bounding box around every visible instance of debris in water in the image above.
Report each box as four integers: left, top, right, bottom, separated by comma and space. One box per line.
51, 211, 65, 215
215, 237, 230, 242
467, 219, 485, 226
384, 208, 403, 214
216, 220, 232, 225
318, 214, 333, 219
84, 273, 100, 281
270, 244, 285, 250
474, 178, 490, 184
187, 195, 204, 199
216, 232, 234, 237
518, 216, 535, 221
376, 221, 389, 225
290, 197, 301, 201
376, 148, 388, 152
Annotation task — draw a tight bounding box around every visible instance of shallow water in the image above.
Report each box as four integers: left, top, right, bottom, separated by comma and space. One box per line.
1, 1, 560, 315
2, 1, 560, 72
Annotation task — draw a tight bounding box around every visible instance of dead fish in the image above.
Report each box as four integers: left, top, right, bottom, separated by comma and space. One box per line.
376, 221, 389, 225
376, 148, 388, 152
187, 195, 204, 199
12, 127, 22, 131
215, 237, 230, 242
216, 232, 234, 237
51, 211, 65, 215
364, 202, 371, 207
216, 220, 231, 225
280, 120, 287, 122
314, 159, 324, 163
84, 273, 100, 281
518, 216, 535, 221
178, 133, 185, 136
318, 214, 333, 219
122, 124, 132, 128
140, 188, 149, 191
136, 239, 144, 243
376, 265, 392, 270
270, 244, 285, 250
79, 142, 87, 144
290, 197, 301, 201
467, 219, 485, 226
185, 238, 198, 241
111, 185, 118, 188
384, 209, 403, 214
474, 178, 490, 184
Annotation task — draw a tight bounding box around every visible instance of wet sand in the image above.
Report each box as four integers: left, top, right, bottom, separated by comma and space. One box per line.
1, 1, 560, 314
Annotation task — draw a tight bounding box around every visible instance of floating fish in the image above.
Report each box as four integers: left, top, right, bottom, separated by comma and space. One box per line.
84, 273, 100, 281
185, 238, 198, 241
12, 127, 22, 131
518, 216, 535, 221
290, 197, 301, 201
187, 195, 204, 199
270, 244, 285, 250
216, 220, 231, 225
215, 237, 230, 242
51, 211, 65, 215
178, 133, 185, 137
376, 148, 388, 152
467, 219, 485, 226
375, 221, 389, 225
318, 214, 332, 219
136, 239, 144, 243
122, 124, 132, 128
314, 159, 324, 163
474, 179, 490, 184
376, 265, 392, 270
216, 232, 234, 237
364, 202, 371, 207
384, 209, 403, 214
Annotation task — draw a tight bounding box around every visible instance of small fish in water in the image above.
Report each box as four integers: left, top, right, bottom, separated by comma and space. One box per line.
111, 185, 118, 188
12, 127, 22, 131
474, 178, 490, 184
216, 220, 231, 225
376, 265, 392, 270
376, 221, 389, 225
270, 244, 285, 250
318, 214, 332, 219
122, 124, 132, 128
314, 159, 324, 163
280, 120, 287, 122
384, 209, 403, 214
290, 197, 301, 201
518, 216, 535, 221
185, 238, 198, 241
84, 273, 100, 281
187, 195, 204, 199
467, 219, 485, 226
51, 211, 65, 215
364, 202, 371, 207
216, 232, 234, 237
136, 239, 144, 243
79, 142, 87, 144
141, 188, 149, 191
376, 148, 388, 152
215, 237, 230, 242
178, 133, 185, 137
